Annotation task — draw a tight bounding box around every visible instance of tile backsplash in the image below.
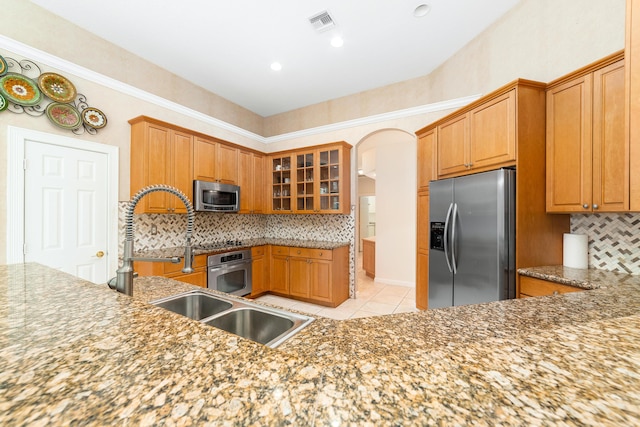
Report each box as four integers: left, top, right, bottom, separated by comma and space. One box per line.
571, 213, 640, 275
118, 203, 356, 295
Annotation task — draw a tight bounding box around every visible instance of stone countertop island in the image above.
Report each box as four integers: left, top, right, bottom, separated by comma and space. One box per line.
2, 263, 640, 425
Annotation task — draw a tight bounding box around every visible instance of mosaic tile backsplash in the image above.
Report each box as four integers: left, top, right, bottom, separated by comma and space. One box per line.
571, 213, 640, 275
118, 203, 356, 295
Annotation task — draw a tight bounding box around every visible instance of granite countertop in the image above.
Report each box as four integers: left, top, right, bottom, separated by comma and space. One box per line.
2, 263, 640, 425
517, 265, 636, 290
135, 238, 350, 259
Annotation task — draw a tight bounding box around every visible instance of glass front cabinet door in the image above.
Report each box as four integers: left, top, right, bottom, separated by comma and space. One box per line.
269, 142, 351, 214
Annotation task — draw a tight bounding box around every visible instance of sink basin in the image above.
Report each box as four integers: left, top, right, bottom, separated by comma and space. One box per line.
151, 290, 314, 348
152, 291, 233, 320
204, 307, 311, 348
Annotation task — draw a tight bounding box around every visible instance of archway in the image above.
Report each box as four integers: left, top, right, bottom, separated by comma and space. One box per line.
354, 128, 417, 300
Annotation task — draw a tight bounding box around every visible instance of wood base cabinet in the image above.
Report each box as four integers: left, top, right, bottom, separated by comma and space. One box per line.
269, 245, 349, 307
416, 190, 430, 310
546, 52, 627, 213
250, 246, 268, 297
519, 276, 582, 298
134, 254, 208, 288
362, 238, 375, 279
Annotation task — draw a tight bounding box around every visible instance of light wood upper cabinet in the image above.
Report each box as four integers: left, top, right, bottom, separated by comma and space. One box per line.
417, 128, 436, 191
193, 137, 217, 182
469, 90, 516, 170
130, 118, 193, 214
437, 90, 516, 179
627, 0, 640, 210
268, 142, 351, 214
546, 54, 627, 213
193, 136, 238, 184
437, 114, 469, 177
238, 150, 265, 214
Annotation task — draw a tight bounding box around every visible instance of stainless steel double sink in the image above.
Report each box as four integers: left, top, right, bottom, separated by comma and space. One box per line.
151, 291, 314, 348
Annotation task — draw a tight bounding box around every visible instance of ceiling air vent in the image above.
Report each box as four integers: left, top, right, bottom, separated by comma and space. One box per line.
309, 10, 336, 32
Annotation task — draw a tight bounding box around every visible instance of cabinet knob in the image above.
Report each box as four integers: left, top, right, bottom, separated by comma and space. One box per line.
319, 252, 323, 256
552, 290, 559, 295
582, 204, 589, 209
297, 250, 301, 254
593, 204, 599, 210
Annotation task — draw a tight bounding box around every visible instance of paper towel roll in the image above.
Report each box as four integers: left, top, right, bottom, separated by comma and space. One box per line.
563, 233, 588, 269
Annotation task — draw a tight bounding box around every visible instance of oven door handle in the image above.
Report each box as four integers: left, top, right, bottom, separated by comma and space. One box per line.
209, 262, 251, 273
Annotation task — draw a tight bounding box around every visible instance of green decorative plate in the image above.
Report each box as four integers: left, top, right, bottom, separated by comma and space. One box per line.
0, 93, 7, 112
0, 55, 7, 76
0, 73, 42, 106
46, 102, 82, 130
38, 72, 77, 103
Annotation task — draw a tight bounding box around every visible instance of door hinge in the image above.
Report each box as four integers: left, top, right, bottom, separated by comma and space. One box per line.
23, 243, 28, 255
23, 159, 28, 170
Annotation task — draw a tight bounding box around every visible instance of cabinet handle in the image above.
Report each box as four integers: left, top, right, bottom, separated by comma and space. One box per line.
592, 204, 599, 210
582, 204, 589, 209
552, 290, 559, 295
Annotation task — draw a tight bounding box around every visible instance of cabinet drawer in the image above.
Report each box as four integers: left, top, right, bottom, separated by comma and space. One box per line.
289, 247, 333, 260
271, 246, 290, 256
163, 254, 207, 274
166, 270, 207, 288
251, 245, 266, 257
519, 276, 582, 297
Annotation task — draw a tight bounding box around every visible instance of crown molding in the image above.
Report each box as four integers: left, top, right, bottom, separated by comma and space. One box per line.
1, 35, 480, 144
264, 94, 481, 143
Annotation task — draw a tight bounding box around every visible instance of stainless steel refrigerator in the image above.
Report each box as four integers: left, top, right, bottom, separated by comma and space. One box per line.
428, 169, 516, 308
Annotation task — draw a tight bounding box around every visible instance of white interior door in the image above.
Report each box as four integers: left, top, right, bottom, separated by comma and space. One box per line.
23, 140, 110, 283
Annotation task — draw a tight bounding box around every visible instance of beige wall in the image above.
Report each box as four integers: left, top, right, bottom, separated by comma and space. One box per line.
0, 1, 264, 136
264, 0, 626, 136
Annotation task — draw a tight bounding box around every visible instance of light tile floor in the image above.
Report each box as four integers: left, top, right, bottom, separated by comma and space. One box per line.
255, 254, 418, 320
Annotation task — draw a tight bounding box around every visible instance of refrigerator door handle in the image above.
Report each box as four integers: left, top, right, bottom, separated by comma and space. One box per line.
451, 202, 458, 274
443, 202, 454, 273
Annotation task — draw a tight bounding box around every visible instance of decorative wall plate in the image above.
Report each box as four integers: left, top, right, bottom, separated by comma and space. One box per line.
46, 102, 82, 130
82, 107, 107, 129
0, 55, 7, 76
0, 93, 7, 112
0, 73, 42, 106
38, 72, 77, 103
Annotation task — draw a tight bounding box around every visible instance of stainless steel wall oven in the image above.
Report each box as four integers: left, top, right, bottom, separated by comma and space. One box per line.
207, 249, 252, 297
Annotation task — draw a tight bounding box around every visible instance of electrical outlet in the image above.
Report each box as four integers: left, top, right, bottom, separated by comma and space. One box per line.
151, 224, 157, 235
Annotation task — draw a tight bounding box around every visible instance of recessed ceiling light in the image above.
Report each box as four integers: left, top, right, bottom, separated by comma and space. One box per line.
270, 62, 282, 71
413, 4, 431, 17
331, 36, 344, 48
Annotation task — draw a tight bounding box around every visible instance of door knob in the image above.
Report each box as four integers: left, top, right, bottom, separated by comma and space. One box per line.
96, 251, 105, 258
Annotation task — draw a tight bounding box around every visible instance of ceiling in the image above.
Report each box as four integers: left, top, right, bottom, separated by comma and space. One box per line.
30, 0, 521, 117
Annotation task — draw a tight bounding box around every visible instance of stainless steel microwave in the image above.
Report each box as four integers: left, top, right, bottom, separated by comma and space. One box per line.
193, 180, 240, 212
